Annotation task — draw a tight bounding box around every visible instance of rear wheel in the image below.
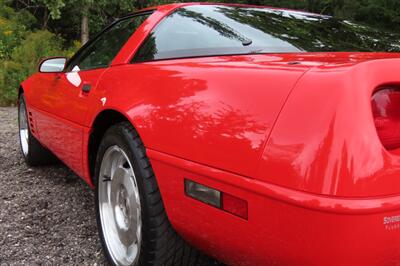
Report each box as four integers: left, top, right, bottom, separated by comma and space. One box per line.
18, 94, 57, 166
98, 145, 142, 265
95, 122, 217, 266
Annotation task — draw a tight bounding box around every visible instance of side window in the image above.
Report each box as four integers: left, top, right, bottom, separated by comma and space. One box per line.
66, 13, 150, 72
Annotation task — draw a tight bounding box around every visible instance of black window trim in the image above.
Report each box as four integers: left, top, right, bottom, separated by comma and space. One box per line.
64, 9, 155, 73
131, 50, 306, 65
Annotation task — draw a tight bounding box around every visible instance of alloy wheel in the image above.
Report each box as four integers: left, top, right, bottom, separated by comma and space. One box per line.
98, 145, 142, 266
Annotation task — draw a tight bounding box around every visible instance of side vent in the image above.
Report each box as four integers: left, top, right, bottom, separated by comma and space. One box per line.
28, 111, 35, 134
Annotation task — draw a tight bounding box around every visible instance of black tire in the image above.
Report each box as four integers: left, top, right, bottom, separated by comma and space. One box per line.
18, 94, 57, 166
94, 122, 218, 266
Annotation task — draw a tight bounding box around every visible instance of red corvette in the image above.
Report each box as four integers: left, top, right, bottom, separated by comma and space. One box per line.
18, 2, 400, 265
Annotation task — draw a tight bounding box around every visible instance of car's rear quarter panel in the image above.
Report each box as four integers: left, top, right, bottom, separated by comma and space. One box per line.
91, 55, 310, 177
258, 58, 400, 197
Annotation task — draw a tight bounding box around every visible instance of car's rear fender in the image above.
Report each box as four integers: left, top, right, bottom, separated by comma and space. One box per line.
257, 58, 400, 197
92, 55, 312, 179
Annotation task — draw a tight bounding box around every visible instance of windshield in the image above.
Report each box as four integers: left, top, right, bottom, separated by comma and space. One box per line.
133, 5, 400, 62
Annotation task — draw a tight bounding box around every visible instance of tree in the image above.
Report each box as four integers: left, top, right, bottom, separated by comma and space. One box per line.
23, 0, 135, 44
83, 0, 137, 43
34, 0, 65, 27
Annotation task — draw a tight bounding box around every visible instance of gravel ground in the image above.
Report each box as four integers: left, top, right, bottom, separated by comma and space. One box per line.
0, 107, 106, 264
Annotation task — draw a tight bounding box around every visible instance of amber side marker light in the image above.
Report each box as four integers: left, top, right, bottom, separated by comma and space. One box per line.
184, 179, 248, 220
372, 87, 400, 150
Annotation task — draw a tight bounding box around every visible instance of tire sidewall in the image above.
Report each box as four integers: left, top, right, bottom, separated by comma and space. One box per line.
18, 94, 31, 162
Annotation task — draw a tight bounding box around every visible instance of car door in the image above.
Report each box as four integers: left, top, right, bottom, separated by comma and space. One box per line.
31, 14, 151, 177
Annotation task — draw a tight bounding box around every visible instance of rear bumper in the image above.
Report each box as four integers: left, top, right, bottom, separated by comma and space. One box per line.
148, 149, 400, 266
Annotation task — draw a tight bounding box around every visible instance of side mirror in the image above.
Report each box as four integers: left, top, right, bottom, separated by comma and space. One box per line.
39, 57, 67, 73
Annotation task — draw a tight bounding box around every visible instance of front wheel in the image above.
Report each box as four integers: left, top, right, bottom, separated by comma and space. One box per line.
95, 122, 217, 266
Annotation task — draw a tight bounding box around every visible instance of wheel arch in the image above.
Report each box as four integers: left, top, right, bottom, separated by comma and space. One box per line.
88, 109, 140, 183
17, 85, 24, 104
18, 85, 24, 96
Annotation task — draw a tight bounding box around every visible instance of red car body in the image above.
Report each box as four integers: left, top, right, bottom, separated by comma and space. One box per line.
20, 3, 400, 265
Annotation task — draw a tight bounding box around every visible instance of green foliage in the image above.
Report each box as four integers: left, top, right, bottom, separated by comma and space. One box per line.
0, 2, 39, 105
0, 61, 23, 106
0, 30, 66, 106
0, 4, 35, 60
0, 0, 81, 106
12, 30, 64, 70
65, 40, 81, 58
37, 0, 137, 42
34, 0, 66, 19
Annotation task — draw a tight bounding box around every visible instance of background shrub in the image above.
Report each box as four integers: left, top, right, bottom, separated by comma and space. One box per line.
0, 30, 66, 106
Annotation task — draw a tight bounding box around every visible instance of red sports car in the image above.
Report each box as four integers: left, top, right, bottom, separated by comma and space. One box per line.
18, 2, 400, 265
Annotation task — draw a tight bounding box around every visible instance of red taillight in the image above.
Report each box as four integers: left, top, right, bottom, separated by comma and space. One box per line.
372, 87, 400, 150
221, 193, 248, 220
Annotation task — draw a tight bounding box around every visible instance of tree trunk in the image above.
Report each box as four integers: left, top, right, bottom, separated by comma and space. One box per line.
43, 8, 48, 29
81, 7, 89, 45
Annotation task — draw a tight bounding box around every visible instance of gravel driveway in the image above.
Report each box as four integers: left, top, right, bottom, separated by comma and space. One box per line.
0, 107, 106, 264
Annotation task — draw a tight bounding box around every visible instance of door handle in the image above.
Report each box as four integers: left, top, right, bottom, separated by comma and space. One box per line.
55, 74, 62, 80
82, 84, 91, 93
